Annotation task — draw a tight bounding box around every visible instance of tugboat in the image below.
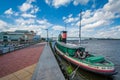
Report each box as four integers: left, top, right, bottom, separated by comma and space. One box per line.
54, 31, 117, 76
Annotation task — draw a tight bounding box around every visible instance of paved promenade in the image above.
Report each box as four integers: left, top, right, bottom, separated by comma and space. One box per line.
0, 43, 45, 79
32, 44, 65, 80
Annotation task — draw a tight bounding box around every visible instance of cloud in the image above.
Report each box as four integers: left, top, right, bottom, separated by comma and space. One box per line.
80, 10, 115, 26
19, 0, 39, 13
4, 8, 19, 17
45, 0, 90, 8
15, 18, 35, 25
82, 10, 93, 18
21, 13, 36, 18
19, 3, 33, 12
52, 0, 71, 8
0, 20, 7, 27
83, 20, 109, 30
37, 19, 53, 28
64, 16, 79, 23
62, 0, 120, 38
7, 17, 53, 36
30, 6, 39, 14
14, 17, 52, 32
37, 19, 48, 24
27, 0, 36, 3
45, 0, 71, 8
4, 8, 14, 15
1, 0, 120, 39
52, 25, 65, 31
103, 0, 120, 14
67, 28, 79, 37
64, 3, 118, 29
73, 0, 89, 6
45, 0, 50, 5
63, 14, 79, 24
0, 0, 42, 35
7, 24, 40, 32
0, 20, 8, 31
94, 26, 120, 38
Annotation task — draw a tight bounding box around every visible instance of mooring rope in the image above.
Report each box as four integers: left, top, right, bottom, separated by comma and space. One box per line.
70, 65, 79, 79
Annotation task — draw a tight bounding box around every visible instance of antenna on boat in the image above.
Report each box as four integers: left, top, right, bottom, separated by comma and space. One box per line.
79, 10, 82, 46
65, 23, 67, 31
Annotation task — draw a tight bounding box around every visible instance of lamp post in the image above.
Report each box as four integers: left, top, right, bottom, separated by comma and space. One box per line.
45, 29, 48, 45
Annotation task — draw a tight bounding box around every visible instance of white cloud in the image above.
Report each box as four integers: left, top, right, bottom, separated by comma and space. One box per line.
62, 16, 66, 20
63, 14, 79, 23
27, 0, 36, 3
14, 18, 52, 33
4, 8, 19, 17
67, 28, 78, 37
103, 0, 120, 14
94, 26, 120, 38
68, 14, 72, 18
80, 9, 115, 26
19, 3, 33, 12
73, 0, 89, 6
0, 20, 8, 31
82, 10, 93, 18
37, 19, 48, 24
30, 6, 39, 14
45, 0, 51, 5
18, 0, 39, 18
21, 13, 36, 18
37, 19, 53, 29
7, 25, 40, 32
64, 3, 118, 29
6, 22, 51, 36
83, 20, 108, 30
4, 8, 14, 15
52, 25, 65, 31
65, 17, 74, 23
52, 0, 71, 8
45, 0, 90, 8
15, 18, 35, 25
62, 0, 120, 38
0, 20, 7, 27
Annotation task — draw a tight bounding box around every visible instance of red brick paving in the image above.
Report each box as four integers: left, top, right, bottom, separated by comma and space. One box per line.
0, 43, 45, 78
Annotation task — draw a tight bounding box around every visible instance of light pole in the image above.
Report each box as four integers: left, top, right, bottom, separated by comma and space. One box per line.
45, 29, 48, 45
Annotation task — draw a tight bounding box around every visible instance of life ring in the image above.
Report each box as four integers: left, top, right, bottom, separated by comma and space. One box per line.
76, 49, 86, 59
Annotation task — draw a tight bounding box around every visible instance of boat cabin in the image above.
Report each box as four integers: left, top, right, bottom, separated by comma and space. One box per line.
56, 41, 85, 57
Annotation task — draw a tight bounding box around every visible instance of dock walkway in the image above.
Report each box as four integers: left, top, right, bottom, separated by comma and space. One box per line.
32, 44, 65, 80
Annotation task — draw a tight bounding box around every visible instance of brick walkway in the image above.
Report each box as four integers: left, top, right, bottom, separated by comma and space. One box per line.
0, 43, 45, 78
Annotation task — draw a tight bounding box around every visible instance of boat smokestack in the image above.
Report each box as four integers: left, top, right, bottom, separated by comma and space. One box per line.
61, 31, 67, 43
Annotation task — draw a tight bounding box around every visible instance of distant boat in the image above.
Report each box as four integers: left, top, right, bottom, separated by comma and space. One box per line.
54, 31, 117, 76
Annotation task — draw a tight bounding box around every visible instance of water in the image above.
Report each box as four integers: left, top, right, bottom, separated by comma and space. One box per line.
79, 40, 120, 80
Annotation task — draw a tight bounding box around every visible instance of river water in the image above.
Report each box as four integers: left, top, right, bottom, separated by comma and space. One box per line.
73, 40, 120, 80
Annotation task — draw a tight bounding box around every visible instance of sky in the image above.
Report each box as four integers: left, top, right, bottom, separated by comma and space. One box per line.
0, 0, 120, 38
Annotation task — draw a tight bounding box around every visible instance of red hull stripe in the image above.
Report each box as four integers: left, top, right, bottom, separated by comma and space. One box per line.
55, 47, 114, 73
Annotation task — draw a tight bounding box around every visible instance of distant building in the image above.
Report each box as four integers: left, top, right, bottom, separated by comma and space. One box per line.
0, 30, 36, 42
34, 35, 41, 41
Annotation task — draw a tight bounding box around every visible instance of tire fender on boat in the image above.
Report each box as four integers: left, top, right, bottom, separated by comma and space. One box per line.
76, 49, 86, 59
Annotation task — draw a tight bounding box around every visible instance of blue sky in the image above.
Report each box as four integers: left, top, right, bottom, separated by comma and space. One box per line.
0, 0, 120, 38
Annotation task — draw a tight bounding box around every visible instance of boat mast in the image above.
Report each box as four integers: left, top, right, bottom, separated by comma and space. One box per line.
79, 10, 82, 46
65, 23, 67, 31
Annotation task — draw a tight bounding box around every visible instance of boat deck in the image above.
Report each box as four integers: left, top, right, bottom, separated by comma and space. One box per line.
32, 43, 65, 80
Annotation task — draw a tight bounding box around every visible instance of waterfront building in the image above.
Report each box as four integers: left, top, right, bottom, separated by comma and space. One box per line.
0, 30, 37, 42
